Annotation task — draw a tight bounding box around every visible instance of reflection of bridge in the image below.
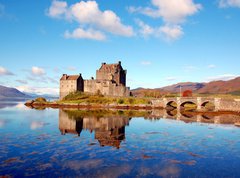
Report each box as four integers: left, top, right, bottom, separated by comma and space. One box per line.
151, 97, 240, 112
149, 109, 240, 125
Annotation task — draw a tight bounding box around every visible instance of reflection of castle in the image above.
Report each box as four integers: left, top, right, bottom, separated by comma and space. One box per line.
59, 109, 130, 149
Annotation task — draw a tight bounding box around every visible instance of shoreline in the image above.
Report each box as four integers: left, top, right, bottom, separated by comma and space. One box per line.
25, 102, 240, 116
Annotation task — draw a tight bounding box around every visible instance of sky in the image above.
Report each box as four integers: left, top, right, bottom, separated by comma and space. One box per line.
0, 0, 240, 96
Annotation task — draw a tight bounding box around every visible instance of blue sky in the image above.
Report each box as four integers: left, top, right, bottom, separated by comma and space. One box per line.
0, 0, 240, 95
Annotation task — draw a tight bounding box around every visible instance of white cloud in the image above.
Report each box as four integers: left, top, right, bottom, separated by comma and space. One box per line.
64, 27, 106, 41
16, 85, 59, 96
47, 0, 67, 18
140, 60, 152, 66
207, 64, 216, 69
0, 66, 14, 76
165, 77, 177, 81
160, 25, 184, 41
129, 0, 201, 24
151, 0, 201, 23
183, 65, 198, 72
219, 0, 240, 8
129, 0, 201, 41
16, 79, 28, 84
66, 66, 77, 71
206, 74, 238, 82
31, 66, 45, 76
136, 19, 155, 37
136, 20, 183, 40
47, 1, 134, 40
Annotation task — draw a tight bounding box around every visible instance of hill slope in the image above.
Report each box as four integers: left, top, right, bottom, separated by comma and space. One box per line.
131, 77, 240, 96
0, 85, 31, 100
198, 77, 240, 94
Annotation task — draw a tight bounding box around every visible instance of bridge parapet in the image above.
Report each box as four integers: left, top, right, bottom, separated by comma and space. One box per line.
151, 97, 240, 112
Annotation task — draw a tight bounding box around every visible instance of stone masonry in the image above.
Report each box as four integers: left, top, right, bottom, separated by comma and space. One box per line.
60, 61, 130, 100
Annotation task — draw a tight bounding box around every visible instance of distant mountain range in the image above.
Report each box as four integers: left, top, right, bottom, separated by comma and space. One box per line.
0, 85, 58, 101
131, 77, 240, 96
0, 85, 31, 101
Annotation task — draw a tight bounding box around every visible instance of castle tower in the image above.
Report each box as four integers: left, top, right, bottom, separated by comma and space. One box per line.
96, 61, 127, 86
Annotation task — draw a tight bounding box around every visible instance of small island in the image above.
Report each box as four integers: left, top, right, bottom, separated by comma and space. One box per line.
25, 61, 240, 115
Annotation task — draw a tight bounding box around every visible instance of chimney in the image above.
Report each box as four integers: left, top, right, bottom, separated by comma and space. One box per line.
102, 62, 106, 65
118, 61, 121, 65
62, 74, 67, 80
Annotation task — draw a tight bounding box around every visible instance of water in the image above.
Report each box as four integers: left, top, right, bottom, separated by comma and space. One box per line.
1, 102, 240, 177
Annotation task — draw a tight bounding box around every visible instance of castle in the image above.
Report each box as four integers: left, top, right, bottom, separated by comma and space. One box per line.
60, 61, 130, 100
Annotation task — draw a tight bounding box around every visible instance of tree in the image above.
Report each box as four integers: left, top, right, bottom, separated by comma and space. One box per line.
182, 90, 193, 97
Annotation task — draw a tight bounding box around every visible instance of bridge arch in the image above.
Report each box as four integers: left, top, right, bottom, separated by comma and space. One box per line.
201, 101, 215, 111
180, 101, 197, 110
166, 101, 177, 109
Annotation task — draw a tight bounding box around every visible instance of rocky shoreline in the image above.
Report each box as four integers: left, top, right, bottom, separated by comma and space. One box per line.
25, 100, 240, 116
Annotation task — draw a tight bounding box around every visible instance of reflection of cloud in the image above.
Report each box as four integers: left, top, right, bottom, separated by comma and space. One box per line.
30, 121, 48, 130
63, 159, 103, 170
157, 164, 181, 178
0, 119, 8, 128
93, 165, 132, 178
15, 103, 30, 110
0, 119, 6, 128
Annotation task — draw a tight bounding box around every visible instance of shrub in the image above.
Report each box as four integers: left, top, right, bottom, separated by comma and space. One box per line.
117, 98, 124, 104
128, 98, 134, 104
35, 97, 47, 103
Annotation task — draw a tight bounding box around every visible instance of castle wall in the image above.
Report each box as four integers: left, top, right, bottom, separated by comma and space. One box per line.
60, 80, 78, 100
84, 80, 130, 97
60, 77, 84, 100
60, 62, 130, 99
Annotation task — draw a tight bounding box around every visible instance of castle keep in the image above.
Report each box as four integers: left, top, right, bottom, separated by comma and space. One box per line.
60, 61, 130, 100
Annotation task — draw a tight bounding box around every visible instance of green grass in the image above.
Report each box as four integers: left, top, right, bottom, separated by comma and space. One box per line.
59, 91, 151, 105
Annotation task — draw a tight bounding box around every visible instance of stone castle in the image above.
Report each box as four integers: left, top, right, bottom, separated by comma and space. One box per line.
60, 61, 130, 99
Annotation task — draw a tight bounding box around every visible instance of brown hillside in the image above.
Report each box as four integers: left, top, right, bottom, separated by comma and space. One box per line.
198, 77, 240, 94
131, 77, 240, 96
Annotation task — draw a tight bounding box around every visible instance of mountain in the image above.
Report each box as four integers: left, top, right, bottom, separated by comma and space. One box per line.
160, 82, 205, 93
197, 77, 240, 94
0, 85, 31, 101
23, 92, 58, 99
131, 77, 240, 96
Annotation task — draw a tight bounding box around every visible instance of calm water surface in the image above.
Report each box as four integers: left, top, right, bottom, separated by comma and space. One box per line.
1, 102, 240, 177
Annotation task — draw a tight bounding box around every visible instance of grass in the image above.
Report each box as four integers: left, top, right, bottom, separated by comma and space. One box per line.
192, 93, 240, 99
57, 91, 240, 106
59, 91, 151, 105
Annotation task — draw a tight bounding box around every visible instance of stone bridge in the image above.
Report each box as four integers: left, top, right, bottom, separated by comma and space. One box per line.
151, 97, 240, 112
